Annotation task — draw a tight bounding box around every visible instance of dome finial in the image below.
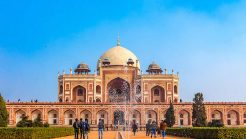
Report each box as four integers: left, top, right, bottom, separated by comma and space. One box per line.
117, 33, 120, 46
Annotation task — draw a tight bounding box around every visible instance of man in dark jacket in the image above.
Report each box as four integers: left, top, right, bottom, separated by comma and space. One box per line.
146, 120, 151, 136
98, 119, 104, 139
73, 118, 79, 139
84, 119, 90, 139
79, 118, 85, 139
132, 121, 138, 136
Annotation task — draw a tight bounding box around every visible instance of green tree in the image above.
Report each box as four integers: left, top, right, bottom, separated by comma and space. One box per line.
192, 92, 207, 127
16, 115, 33, 127
33, 114, 43, 127
0, 93, 8, 127
165, 102, 175, 127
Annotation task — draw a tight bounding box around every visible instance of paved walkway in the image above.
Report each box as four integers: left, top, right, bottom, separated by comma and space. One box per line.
54, 131, 191, 139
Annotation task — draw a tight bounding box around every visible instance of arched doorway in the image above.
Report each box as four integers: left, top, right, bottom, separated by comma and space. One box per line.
72, 86, 86, 102
146, 110, 157, 123
227, 110, 239, 126
130, 110, 141, 125
114, 110, 125, 125
31, 109, 42, 121
151, 86, 165, 103
211, 110, 223, 122
178, 110, 190, 126
97, 110, 108, 125
135, 85, 141, 102
16, 110, 26, 124
96, 85, 101, 94
59, 85, 63, 94
80, 110, 92, 124
108, 77, 130, 102
48, 110, 59, 125
64, 110, 75, 125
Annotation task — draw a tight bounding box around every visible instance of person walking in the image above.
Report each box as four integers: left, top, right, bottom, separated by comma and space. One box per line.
160, 120, 167, 139
162, 121, 167, 139
79, 119, 85, 139
98, 119, 104, 139
132, 121, 138, 136
146, 120, 151, 136
84, 119, 90, 139
150, 121, 157, 138
73, 118, 80, 139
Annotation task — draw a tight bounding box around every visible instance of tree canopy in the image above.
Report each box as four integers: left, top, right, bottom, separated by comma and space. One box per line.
192, 92, 207, 127
165, 102, 175, 127
0, 94, 8, 127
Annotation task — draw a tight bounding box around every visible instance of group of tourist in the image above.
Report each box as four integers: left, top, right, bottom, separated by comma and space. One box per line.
130, 120, 168, 138
73, 118, 104, 139
73, 118, 90, 139
73, 119, 167, 139
146, 120, 167, 139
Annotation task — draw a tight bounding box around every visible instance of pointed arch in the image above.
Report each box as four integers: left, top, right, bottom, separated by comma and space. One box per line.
211, 110, 223, 122
64, 109, 75, 125
146, 110, 157, 123
59, 85, 63, 94
135, 85, 142, 102
31, 109, 42, 121
80, 110, 92, 124
174, 85, 178, 94
107, 77, 130, 102
72, 85, 86, 102
151, 85, 165, 103
48, 109, 59, 125
130, 109, 141, 125
15, 109, 26, 124
96, 85, 101, 94
227, 110, 239, 126
97, 110, 108, 125
178, 109, 190, 126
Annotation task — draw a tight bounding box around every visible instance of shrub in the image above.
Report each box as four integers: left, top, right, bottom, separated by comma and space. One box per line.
0, 127, 74, 139
16, 116, 33, 127
17, 115, 49, 128
166, 127, 246, 139
33, 115, 43, 127
43, 122, 49, 127
208, 120, 224, 127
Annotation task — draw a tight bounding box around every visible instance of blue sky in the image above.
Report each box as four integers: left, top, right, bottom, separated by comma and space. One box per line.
0, 0, 246, 102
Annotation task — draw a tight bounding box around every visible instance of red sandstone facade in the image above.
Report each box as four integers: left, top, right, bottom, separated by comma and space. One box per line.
6, 42, 246, 127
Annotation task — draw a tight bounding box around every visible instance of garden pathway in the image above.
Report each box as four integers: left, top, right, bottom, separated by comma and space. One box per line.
54, 131, 192, 139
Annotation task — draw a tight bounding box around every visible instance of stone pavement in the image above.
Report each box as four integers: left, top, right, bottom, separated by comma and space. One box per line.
54, 131, 191, 139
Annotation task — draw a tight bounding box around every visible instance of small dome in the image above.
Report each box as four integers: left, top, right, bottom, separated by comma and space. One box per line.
77, 63, 89, 69
148, 62, 161, 70
75, 63, 90, 73
147, 62, 163, 73
127, 58, 134, 65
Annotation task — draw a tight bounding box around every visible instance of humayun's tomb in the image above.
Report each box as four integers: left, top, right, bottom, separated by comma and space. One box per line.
6, 39, 246, 127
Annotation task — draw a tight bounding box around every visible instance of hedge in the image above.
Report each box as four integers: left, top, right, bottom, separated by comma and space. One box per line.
166, 127, 246, 139
0, 127, 74, 139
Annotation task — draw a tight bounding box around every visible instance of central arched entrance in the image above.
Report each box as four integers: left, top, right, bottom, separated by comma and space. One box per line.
108, 77, 130, 102
151, 85, 165, 103
72, 85, 86, 102
114, 110, 125, 125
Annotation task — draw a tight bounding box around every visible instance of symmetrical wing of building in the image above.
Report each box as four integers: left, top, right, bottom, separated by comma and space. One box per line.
6, 41, 246, 127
